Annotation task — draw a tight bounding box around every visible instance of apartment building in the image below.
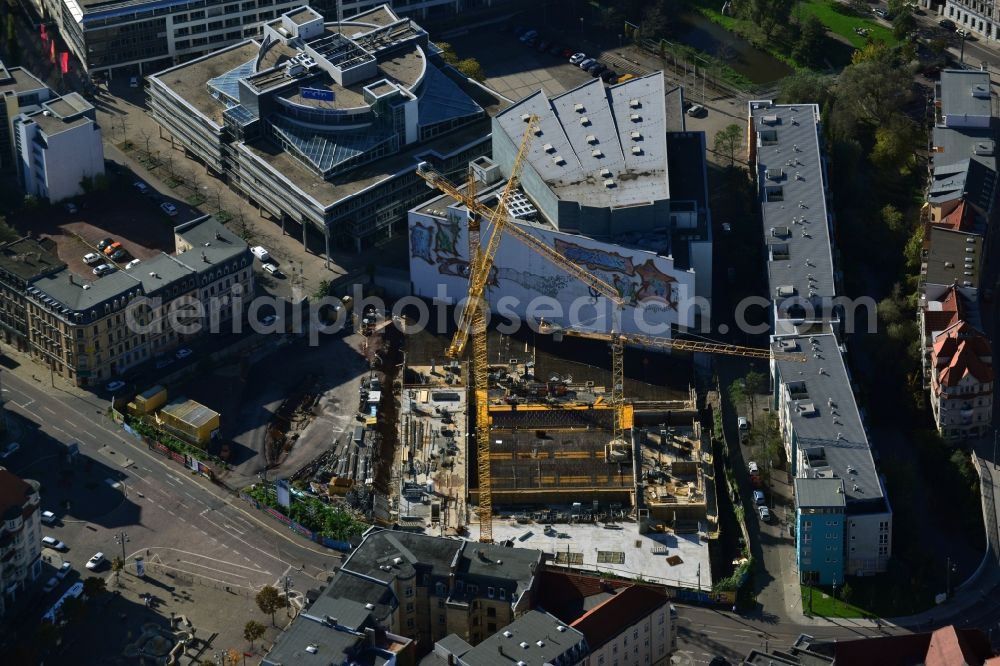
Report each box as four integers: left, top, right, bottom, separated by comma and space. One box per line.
0, 61, 104, 202
18, 216, 251, 386
571, 585, 673, 666
0, 238, 66, 352
930, 320, 993, 441
772, 334, 892, 579
0, 62, 53, 173
146, 5, 491, 254
0, 469, 43, 617
750, 99, 892, 583
13, 93, 105, 203
941, 0, 1000, 42
793, 478, 845, 587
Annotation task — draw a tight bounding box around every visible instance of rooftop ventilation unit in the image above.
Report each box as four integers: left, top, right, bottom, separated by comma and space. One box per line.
776, 285, 796, 298
533, 127, 543, 136
520, 113, 531, 122
600, 168, 611, 178
543, 143, 554, 153
553, 155, 565, 165
586, 134, 597, 144
520, 642, 530, 649
603, 178, 616, 188
592, 148, 603, 158
574, 103, 585, 113
631, 146, 643, 155
630, 113, 641, 122
580, 116, 591, 126
973, 83, 990, 98
629, 98, 640, 108
761, 114, 779, 125
305, 645, 318, 654
503, 631, 513, 638
630, 130, 642, 140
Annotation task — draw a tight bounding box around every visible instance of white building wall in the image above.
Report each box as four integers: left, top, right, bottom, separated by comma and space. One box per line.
38, 123, 104, 203
846, 511, 891, 576
944, 1, 998, 41
408, 208, 697, 338
583, 605, 671, 666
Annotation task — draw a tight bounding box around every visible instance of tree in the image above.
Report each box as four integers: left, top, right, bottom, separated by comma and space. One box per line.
871, 113, 916, 174
713, 124, 744, 167
892, 10, 916, 40
82, 576, 106, 599
313, 279, 332, 300
256, 585, 287, 626
848, 0, 867, 12
456, 58, 485, 82
226, 648, 242, 664
850, 41, 890, 66
833, 59, 912, 128
792, 15, 826, 69
777, 71, 833, 106
435, 41, 458, 64
728, 370, 767, 429
244, 620, 266, 651
111, 556, 124, 585
839, 580, 854, 604
641, 0, 676, 39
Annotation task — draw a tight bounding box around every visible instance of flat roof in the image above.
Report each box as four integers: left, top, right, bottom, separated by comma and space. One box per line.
458, 610, 586, 666
285, 6, 320, 25
923, 225, 981, 288
261, 613, 365, 666
0, 64, 47, 95
27, 109, 92, 136
161, 397, 219, 428
664, 84, 685, 133
241, 118, 489, 208
939, 68, 992, 119
133, 253, 194, 296
772, 334, 882, 504
494, 73, 669, 210
794, 477, 846, 509
750, 101, 835, 311
174, 215, 251, 265
0, 237, 65, 281
932, 125, 996, 173
151, 40, 262, 123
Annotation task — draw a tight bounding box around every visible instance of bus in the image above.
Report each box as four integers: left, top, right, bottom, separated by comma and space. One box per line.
42, 581, 83, 624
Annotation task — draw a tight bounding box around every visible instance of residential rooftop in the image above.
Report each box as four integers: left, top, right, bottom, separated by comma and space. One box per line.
570, 585, 668, 651
0, 469, 35, 522
793, 477, 846, 509
772, 333, 883, 505
750, 101, 835, 317
923, 225, 982, 289
493, 74, 669, 212
0, 237, 65, 282
931, 125, 996, 173
454, 609, 587, 666
938, 68, 992, 122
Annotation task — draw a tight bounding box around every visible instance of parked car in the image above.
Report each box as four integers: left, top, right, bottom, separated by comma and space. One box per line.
536, 39, 551, 52
753, 490, 765, 506
569, 52, 587, 65
42, 536, 66, 551
92, 263, 116, 277
747, 461, 759, 474
722, 222, 732, 232
83, 252, 102, 265
578, 58, 596, 70
939, 18, 957, 30
110, 248, 128, 262
175, 347, 192, 360
43, 577, 59, 593
512, 25, 529, 37
600, 69, 618, 82
251, 245, 271, 262
589, 64, 607, 77
133, 181, 149, 195
758, 505, 771, 522
519, 29, 538, 43
263, 263, 283, 277
0, 442, 20, 458
738, 416, 749, 442
105, 380, 126, 392
687, 104, 707, 117
96, 238, 114, 251
561, 48, 574, 58
41, 510, 57, 525
86, 552, 106, 570
57, 561, 72, 579
129, 76, 139, 88
548, 44, 564, 56
160, 202, 178, 216
103, 241, 122, 256
125, 258, 141, 270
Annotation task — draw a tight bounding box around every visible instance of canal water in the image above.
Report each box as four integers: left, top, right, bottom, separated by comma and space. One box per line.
673, 12, 794, 84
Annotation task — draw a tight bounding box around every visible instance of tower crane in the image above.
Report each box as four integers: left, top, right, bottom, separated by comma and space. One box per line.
417, 115, 538, 543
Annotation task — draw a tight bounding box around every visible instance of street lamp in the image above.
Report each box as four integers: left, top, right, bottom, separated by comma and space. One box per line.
946, 557, 958, 597
579, 16, 584, 37
114, 531, 129, 564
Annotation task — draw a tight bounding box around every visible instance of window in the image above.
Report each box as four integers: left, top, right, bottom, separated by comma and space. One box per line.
405, 587, 413, 597
406, 618, 414, 628
405, 602, 414, 612
439, 614, 445, 624
499, 588, 506, 600
487, 586, 494, 598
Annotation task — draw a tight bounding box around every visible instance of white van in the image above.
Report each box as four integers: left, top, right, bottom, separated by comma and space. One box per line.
737, 416, 749, 442
251, 246, 271, 262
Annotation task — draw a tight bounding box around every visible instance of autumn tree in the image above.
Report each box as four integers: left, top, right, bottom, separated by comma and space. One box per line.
244, 620, 266, 651
255, 585, 287, 626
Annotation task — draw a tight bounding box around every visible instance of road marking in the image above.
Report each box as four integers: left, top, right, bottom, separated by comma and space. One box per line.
178, 516, 186, 522
149, 562, 254, 589
65, 420, 80, 429
224, 523, 246, 535
178, 559, 248, 580
199, 513, 291, 566
41, 405, 55, 415
156, 547, 271, 574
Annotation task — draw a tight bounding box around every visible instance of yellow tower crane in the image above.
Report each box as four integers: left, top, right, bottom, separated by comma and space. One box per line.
417, 115, 538, 543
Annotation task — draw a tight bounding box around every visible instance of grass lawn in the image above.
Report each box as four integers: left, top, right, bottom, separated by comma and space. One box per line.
801, 585, 873, 619
795, 0, 899, 48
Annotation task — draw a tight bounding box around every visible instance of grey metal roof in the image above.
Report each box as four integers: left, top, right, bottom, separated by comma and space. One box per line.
931, 125, 996, 173
793, 477, 846, 509
923, 226, 982, 289
928, 159, 997, 212
132, 253, 195, 296
29, 268, 141, 314
305, 596, 375, 632
939, 69, 992, 120
174, 216, 252, 267
493, 73, 669, 211
261, 613, 365, 666
0, 238, 64, 281
750, 102, 835, 314
772, 333, 882, 504
455, 610, 587, 666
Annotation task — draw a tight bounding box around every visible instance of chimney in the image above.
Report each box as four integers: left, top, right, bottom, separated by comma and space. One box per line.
202, 252, 209, 263
68, 274, 76, 286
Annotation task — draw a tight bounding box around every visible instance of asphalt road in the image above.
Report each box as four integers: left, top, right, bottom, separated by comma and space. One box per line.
0, 363, 339, 632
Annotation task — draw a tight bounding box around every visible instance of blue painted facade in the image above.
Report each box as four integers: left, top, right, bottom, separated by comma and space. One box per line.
794, 477, 846, 586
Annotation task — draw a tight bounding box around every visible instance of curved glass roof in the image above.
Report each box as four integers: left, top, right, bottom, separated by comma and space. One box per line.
416, 65, 483, 129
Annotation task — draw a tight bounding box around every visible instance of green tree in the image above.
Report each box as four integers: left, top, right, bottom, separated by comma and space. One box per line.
111, 556, 124, 586
244, 620, 266, 651
903, 224, 924, 271
456, 58, 486, 82
435, 41, 458, 64
879, 204, 906, 236
833, 59, 912, 128
839, 580, 853, 604
792, 15, 826, 68
777, 71, 833, 106
313, 279, 332, 300
892, 10, 916, 40
640, 0, 675, 39
82, 576, 106, 599
256, 585, 287, 626
871, 113, 916, 174
729, 370, 767, 429
713, 124, 744, 167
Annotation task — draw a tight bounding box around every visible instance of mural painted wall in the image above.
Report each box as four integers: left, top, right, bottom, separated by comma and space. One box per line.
408, 208, 697, 337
